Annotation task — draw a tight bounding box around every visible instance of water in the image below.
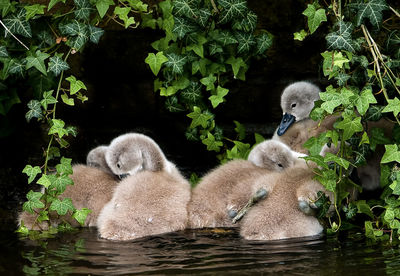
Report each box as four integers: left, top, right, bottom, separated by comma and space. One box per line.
2, 227, 400, 275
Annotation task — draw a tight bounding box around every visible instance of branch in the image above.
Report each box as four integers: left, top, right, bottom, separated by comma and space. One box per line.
232, 188, 268, 224
0, 19, 29, 50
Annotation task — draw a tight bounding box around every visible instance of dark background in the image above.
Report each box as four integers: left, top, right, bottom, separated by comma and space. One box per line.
0, 0, 328, 226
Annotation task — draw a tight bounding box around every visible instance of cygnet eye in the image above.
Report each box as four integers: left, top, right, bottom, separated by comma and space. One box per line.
278, 163, 283, 168
116, 162, 121, 169
291, 103, 297, 108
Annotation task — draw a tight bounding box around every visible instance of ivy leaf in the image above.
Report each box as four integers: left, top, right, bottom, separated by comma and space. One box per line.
326, 21, 357, 52
226, 56, 246, 78
196, 8, 211, 28
234, 120, 246, 140
233, 10, 257, 32
8, 58, 26, 77
303, 155, 329, 169
145, 52, 168, 76
37, 174, 52, 188
315, 169, 337, 192
24, 4, 45, 20
23, 191, 44, 213
25, 100, 43, 122
303, 133, 328, 156
302, 3, 327, 34
180, 81, 202, 103
22, 165, 42, 184
335, 73, 350, 86
40, 90, 57, 110
235, 31, 256, 53
50, 175, 74, 194
351, 88, 377, 115
48, 119, 69, 138
202, 132, 223, 152
172, 0, 198, 18
95, 0, 114, 18
126, 0, 148, 12
381, 144, 400, 164
208, 42, 223, 55
335, 116, 364, 140
165, 53, 187, 75
324, 153, 350, 169
352, 0, 388, 28
186, 34, 207, 58
0, 46, 8, 58
48, 0, 66, 10
366, 105, 385, 121
218, 0, 248, 24
209, 86, 229, 108
74, 0, 94, 21
114, 7, 136, 28
200, 74, 216, 91
0, 0, 16, 17
48, 55, 70, 77
3, 8, 32, 38
26, 50, 50, 76
294, 29, 308, 41
370, 127, 391, 151
187, 106, 213, 128
50, 198, 75, 216
321, 51, 350, 79
382, 97, 400, 117
56, 157, 73, 175
172, 76, 190, 91
66, 75, 87, 95
357, 200, 374, 219
172, 16, 198, 39
165, 96, 185, 112
320, 86, 353, 114
88, 25, 104, 44
214, 30, 238, 46
61, 20, 89, 50
61, 94, 75, 106
160, 86, 176, 96
72, 208, 92, 226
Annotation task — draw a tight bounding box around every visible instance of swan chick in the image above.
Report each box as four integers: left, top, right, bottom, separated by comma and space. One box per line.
86, 145, 113, 175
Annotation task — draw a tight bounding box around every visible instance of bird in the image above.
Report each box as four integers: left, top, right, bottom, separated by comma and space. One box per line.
239, 166, 333, 240
187, 139, 307, 229
96, 133, 191, 241
86, 145, 114, 175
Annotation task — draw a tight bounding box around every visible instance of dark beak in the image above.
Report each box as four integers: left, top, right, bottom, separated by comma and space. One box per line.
118, 173, 130, 179
277, 113, 296, 136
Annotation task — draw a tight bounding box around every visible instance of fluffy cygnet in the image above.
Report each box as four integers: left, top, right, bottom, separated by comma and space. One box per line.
18, 165, 119, 230
96, 133, 190, 241
187, 140, 307, 229
86, 145, 113, 175
240, 167, 333, 240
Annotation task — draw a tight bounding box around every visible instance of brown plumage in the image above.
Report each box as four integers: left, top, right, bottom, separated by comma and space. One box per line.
240, 167, 333, 240
187, 140, 307, 229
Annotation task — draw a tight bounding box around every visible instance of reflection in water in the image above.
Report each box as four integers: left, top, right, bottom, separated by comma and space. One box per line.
10, 228, 400, 275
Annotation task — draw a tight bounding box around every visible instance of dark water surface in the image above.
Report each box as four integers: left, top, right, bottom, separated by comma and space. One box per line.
2, 227, 400, 275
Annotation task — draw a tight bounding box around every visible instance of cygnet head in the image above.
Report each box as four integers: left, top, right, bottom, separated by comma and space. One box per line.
106, 133, 167, 179
248, 140, 306, 171
87, 145, 112, 173
277, 81, 320, 136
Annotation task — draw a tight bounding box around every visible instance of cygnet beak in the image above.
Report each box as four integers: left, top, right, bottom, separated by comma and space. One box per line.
277, 113, 296, 136
118, 173, 130, 179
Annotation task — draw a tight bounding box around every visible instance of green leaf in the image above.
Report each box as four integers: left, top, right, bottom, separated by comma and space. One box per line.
172, 16, 198, 39
37, 174, 52, 188
40, 90, 57, 110
235, 31, 256, 54
165, 96, 185, 112
66, 75, 87, 95
114, 7, 136, 28
208, 42, 224, 56
61, 20, 89, 50
324, 153, 350, 169
88, 25, 104, 44
218, 0, 248, 24
234, 120, 246, 140
302, 155, 329, 169
24, 4, 45, 20
172, 76, 190, 91
381, 144, 400, 164
159, 86, 176, 96
165, 53, 187, 75
209, 86, 229, 108
389, 181, 400, 195
357, 200, 374, 219
23, 190, 44, 213
303, 133, 328, 156
48, 0, 66, 10
200, 74, 216, 91
25, 100, 43, 122
48, 55, 70, 77
335, 73, 350, 86
0, 0, 16, 17
50, 198, 75, 216
233, 10, 257, 32
382, 97, 400, 117
202, 132, 223, 152
294, 29, 308, 41
74, 0, 94, 21
186, 34, 207, 58
72, 208, 92, 226
0, 46, 8, 58
366, 105, 385, 121
226, 56, 246, 78
187, 106, 213, 128
95, 0, 114, 18
369, 127, 391, 151
196, 8, 211, 28
255, 33, 273, 55
326, 21, 357, 52
172, 0, 198, 18
145, 52, 168, 76
321, 51, 350, 79
180, 81, 202, 103
56, 157, 73, 175
50, 175, 74, 194
352, 0, 388, 28
8, 58, 26, 77
351, 88, 377, 115
126, 0, 147, 12
302, 3, 327, 34
315, 169, 337, 192
214, 30, 238, 46
335, 115, 363, 140
320, 86, 353, 114
22, 165, 42, 184
61, 94, 75, 106
3, 9, 32, 38
48, 119, 68, 138
26, 50, 50, 76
